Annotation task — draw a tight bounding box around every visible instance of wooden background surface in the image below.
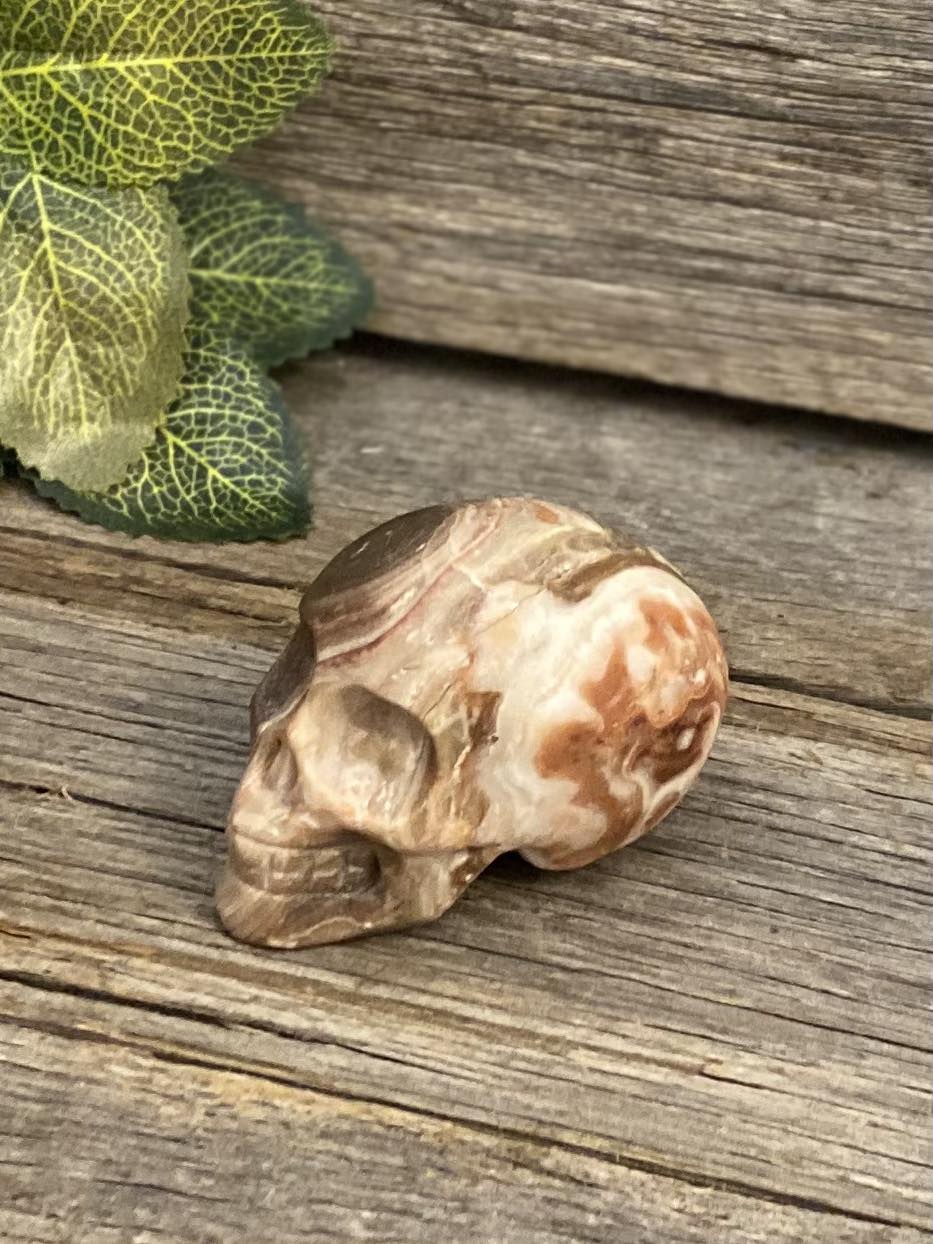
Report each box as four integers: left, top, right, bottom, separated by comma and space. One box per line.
239, 1, 932, 429
1, 341, 930, 1240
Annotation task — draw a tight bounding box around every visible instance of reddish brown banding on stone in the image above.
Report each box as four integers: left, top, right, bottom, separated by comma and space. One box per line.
534, 644, 646, 868
218, 497, 728, 948
532, 593, 727, 870
632, 596, 727, 783
641, 595, 692, 645
531, 501, 560, 524
629, 699, 720, 785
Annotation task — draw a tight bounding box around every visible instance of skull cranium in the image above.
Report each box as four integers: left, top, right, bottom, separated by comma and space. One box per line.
217, 498, 728, 948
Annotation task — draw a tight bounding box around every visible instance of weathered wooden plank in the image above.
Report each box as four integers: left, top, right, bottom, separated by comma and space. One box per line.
1, 607, 929, 969
2, 983, 926, 1244
1, 346, 929, 711
236, 2, 933, 426
1, 344, 929, 1237
0, 646, 929, 1227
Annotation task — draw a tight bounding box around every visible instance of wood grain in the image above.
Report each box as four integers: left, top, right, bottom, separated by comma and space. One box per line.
1, 345, 929, 710
0, 344, 930, 1240
236, 1, 932, 427
3, 983, 926, 1244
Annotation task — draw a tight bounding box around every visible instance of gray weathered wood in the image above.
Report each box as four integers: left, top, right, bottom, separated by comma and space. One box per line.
237, 2, 932, 427
2, 982, 925, 1244
1, 346, 929, 710
0, 344, 930, 1240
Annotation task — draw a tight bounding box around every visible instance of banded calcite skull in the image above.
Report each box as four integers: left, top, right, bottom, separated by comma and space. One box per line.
217, 498, 728, 948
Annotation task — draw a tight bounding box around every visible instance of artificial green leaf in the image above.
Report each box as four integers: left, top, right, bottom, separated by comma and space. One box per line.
0, 0, 331, 187
0, 166, 188, 489
172, 169, 373, 366
33, 337, 310, 542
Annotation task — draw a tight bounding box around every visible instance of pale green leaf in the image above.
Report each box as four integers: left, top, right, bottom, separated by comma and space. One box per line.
0, 166, 188, 489
0, 0, 331, 186
172, 169, 373, 366
34, 337, 310, 542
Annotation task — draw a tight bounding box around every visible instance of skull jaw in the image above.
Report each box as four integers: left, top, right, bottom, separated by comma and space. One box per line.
215, 843, 499, 949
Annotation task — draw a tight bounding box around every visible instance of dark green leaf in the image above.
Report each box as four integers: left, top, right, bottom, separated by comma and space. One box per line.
0, 166, 188, 489
33, 337, 310, 542
0, 1, 331, 186
172, 169, 373, 366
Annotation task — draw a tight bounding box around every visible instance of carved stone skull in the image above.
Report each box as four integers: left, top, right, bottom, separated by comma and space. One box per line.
217, 497, 728, 948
